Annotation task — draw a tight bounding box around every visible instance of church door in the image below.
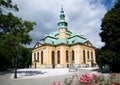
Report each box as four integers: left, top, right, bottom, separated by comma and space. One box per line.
35, 63, 36, 68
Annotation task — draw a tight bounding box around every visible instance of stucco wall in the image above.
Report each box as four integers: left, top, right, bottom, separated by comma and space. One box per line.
32, 43, 96, 68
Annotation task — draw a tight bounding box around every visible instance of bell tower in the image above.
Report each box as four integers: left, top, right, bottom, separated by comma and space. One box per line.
57, 6, 69, 39
57, 6, 68, 29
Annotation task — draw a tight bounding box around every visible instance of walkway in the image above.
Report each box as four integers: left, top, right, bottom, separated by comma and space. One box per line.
0, 68, 97, 85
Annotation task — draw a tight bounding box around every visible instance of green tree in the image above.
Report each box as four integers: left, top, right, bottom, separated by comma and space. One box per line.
17, 47, 32, 68
0, 0, 35, 71
99, 0, 120, 72
95, 48, 103, 67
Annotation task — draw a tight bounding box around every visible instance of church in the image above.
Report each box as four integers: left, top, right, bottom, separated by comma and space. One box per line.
32, 8, 96, 68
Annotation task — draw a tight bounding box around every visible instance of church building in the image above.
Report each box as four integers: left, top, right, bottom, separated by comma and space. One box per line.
32, 8, 96, 68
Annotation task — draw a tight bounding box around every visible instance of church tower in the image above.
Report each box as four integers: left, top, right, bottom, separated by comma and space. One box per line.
57, 7, 68, 29
56, 7, 71, 39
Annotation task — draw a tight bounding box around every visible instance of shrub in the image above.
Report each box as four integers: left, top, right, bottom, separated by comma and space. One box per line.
53, 73, 120, 85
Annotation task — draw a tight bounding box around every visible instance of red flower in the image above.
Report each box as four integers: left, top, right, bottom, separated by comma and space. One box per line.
111, 82, 116, 85
79, 73, 92, 83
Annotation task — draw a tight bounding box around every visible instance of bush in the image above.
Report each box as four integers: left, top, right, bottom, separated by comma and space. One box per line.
53, 73, 120, 85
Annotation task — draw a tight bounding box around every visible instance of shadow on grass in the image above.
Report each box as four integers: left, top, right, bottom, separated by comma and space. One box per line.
17, 70, 46, 76
0, 69, 46, 76
92, 68, 120, 74
92, 68, 110, 73
0, 69, 13, 75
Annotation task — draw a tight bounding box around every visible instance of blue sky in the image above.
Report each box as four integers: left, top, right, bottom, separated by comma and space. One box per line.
12, 0, 118, 48
101, 0, 118, 9
90, 0, 117, 9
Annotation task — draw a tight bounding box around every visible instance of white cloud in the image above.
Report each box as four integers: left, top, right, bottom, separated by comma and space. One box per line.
12, 0, 108, 48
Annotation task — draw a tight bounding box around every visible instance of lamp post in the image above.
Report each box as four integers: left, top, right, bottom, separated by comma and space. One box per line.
14, 46, 19, 78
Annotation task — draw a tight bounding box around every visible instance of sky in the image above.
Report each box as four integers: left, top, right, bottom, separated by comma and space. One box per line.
12, 0, 118, 48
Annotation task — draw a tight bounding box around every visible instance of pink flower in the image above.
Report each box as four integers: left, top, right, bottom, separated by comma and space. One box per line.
57, 81, 60, 85
53, 81, 61, 85
72, 75, 75, 79
92, 73, 97, 77
53, 82, 56, 85
80, 74, 91, 83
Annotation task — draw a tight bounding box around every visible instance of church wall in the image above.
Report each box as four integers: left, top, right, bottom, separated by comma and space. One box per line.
80, 45, 96, 67
47, 46, 56, 68
31, 52, 40, 68
68, 44, 96, 67
32, 44, 96, 68
70, 45, 77, 64
32, 46, 49, 68
55, 45, 70, 68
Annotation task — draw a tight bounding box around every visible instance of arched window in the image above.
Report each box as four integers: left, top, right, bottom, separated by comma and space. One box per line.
91, 52, 94, 66
72, 50, 75, 62
37, 52, 39, 61
34, 53, 36, 61
57, 50, 60, 64
91, 52, 93, 59
41, 51, 43, 64
83, 50, 86, 63
66, 50, 69, 63
87, 51, 89, 59
51, 51, 55, 65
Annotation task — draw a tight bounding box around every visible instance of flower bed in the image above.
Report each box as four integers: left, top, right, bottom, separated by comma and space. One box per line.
53, 73, 120, 85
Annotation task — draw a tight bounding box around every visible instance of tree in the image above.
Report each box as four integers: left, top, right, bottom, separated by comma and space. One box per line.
99, 0, 120, 72
0, 0, 35, 71
17, 47, 32, 68
95, 48, 103, 68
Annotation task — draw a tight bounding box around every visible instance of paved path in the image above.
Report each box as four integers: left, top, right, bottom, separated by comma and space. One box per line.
0, 69, 94, 85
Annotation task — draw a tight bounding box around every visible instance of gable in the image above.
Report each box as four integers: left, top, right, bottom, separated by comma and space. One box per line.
84, 41, 93, 47
33, 42, 41, 48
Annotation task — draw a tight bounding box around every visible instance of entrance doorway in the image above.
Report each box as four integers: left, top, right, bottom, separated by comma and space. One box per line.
35, 63, 36, 68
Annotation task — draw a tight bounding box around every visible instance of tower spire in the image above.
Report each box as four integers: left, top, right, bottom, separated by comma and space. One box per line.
57, 6, 68, 29
61, 5, 63, 11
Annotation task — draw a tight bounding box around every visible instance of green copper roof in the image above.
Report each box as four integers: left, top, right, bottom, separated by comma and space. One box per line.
49, 31, 59, 37
39, 33, 87, 45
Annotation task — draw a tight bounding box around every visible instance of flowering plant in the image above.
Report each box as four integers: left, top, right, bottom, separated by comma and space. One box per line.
53, 73, 120, 85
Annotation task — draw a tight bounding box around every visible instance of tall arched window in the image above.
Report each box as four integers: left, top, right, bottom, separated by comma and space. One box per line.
37, 52, 39, 61
83, 50, 86, 63
66, 50, 69, 63
87, 51, 89, 59
57, 50, 60, 64
72, 50, 75, 62
51, 51, 55, 65
91, 52, 93, 59
41, 51, 43, 64
34, 53, 36, 61
91, 52, 94, 66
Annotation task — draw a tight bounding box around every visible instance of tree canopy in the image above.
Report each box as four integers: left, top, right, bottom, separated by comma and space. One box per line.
99, 0, 120, 72
0, 0, 36, 71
